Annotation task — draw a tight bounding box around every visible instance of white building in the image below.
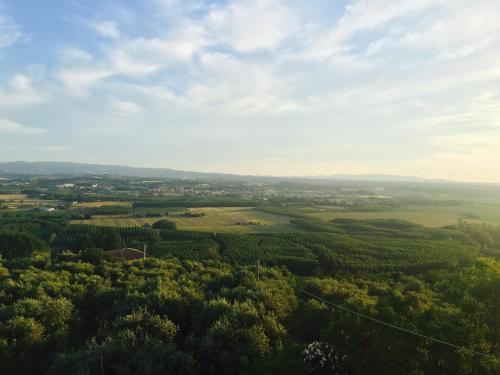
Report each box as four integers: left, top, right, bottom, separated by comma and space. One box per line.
56, 183, 75, 188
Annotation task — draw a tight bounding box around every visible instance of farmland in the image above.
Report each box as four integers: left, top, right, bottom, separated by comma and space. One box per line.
0, 194, 28, 200
71, 201, 133, 208
71, 207, 297, 233
0, 193, 61, 209
0, 173, 499, 374
257, 201, 500, 227
307, 205, 500, 226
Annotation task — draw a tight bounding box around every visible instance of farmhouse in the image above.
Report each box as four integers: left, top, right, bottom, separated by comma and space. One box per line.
56, 183, 75, 188
105, 247, 146, 261
39, 207, 55, 212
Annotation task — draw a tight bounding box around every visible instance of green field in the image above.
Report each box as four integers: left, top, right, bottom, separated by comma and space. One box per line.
0, 194, 61, 210
71, 207, 297, 233
71, 201, 133, 208
257, 202, 500, 227
71, 202, 500, 232
306, 206, 500, 227
0, 194, 28, 200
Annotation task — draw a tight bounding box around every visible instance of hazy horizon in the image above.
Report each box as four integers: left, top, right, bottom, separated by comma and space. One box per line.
1, 1, 499, 182
1, 159, 497, 184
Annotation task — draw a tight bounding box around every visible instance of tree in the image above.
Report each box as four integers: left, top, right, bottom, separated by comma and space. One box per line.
80, 247, 106, 265
0, 232, 48, 259
49, 309, 181, 375
152, 220, 177, 230
92, 230, 122, 250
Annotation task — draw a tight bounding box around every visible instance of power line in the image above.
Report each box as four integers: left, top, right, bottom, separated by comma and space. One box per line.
293, 286, 499, 361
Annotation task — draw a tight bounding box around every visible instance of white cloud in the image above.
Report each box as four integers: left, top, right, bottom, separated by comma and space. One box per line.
181, 52, 299, 113
339, 0, 433, 36
399, 1, 500, 60
105, 25, 206, 75
0, 119, 46, 134
56, 67, 112, 96
56, 20, 206, 94
0, 11, 22, 48
302, 0, 435, 59
55, 0, 500, 116
119, 83, 178, 102
55, 0, 296, 97
36, 145, 71, 152
59, 48, 92, 62
0, 74, 44, 107
109, 48, 160, 76
417, 90, 500, 131
91, 20, 120, 39
206, 0, 296, 52
111, 99, 144, 115
38, 0, 500, 180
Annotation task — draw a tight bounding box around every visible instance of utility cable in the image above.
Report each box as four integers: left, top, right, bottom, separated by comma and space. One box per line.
293, 286, 499, 361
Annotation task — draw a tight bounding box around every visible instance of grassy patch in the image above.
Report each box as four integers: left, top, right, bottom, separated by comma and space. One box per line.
0, 194, 28, 200
306, 204, 500, 227
71, 201, 133, 208
71, 207, 297, 233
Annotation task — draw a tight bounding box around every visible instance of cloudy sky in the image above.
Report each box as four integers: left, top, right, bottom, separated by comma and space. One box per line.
0, 0, 499, 182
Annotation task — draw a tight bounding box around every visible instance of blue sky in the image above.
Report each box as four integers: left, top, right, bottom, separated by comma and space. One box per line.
0, 0, 499, 182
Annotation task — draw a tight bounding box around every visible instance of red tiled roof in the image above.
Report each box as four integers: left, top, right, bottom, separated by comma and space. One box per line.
105, 247, 145, 261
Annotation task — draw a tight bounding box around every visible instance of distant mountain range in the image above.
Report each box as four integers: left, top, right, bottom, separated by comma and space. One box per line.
0, 161, 241, 180
0, 161, 452, 184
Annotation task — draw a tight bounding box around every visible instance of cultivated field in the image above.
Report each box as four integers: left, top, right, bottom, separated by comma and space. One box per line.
257, 202, 500, 227
71, 201, 133, 208
0, 194, 28, 200
71, 207, 298, 233
305, 204, 500, 227
0, 194, 61, 209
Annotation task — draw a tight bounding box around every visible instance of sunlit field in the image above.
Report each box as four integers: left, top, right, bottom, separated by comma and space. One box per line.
71, 207, 298, 233
305, 206, 500, 226
71, 201, 133, 208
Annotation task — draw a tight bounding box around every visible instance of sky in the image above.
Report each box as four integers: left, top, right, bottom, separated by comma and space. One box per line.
0, 0, 500, 182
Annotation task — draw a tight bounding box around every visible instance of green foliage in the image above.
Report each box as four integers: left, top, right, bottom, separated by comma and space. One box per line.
133, 197, 260, 208
0, 201, 499, 374
58, 225, 159, 250
0, 294, 74, 373
50, 309, 180, 375
290, 218, 346, 233
0, 213, 67, 242
87, 205, 132, 216
289, 262, 500, 374
272, 231, 477, 273
0, 245, 497, 374
150, 239, 221, 260
0, 256, 302, 374
160, 230, 212, 241
0, 231, 48, 259
152, 219, 177, 230
80, 247, 107, 265
215, 233, 318, 274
